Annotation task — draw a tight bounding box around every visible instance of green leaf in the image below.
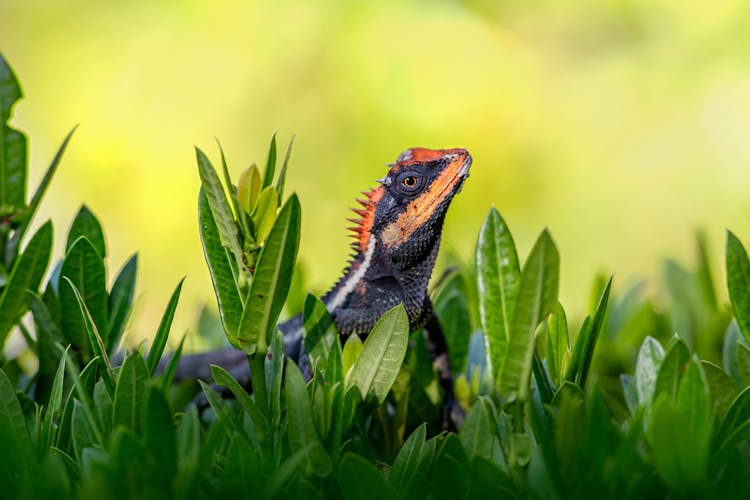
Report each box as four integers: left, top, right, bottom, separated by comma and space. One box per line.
475, 207, 521, 383
337, 453, 392, 500
0, 220, 52, 345
238, 194, 301, 354
198, 188, 243, 344
71, 400, 95, 463
552, 381, 586, 467
702, 361, 739, 424
459, 398, 494, 461
635, 336, 664, 408
346, 304, 409, 404
342, 333, 362, 376
59, 351, 104, 446
146, 278, 184, 374
93, 380, 113, 437
389, 423, 427, 494
434, 274, 471, 375
62, 276, 114, 392
106, 253, 137, 353
238, 163, 262, 214
113, 352, 149, 433
196, 147, 248, 286
696, 230, 718, 311
499, 229, 559, 402
566, 276, 612, 387
0, 54, 27, 217
0, 368, 34, 495
198, 381, 243, 438
726, 231, 750, 344
159, 336, 184, 392
6, 126, 75, 266
722, 319, 747, 386
302, 293, 337, 366
251, 185, 278, 244
66, 205, 106, 258
545, 302, 569, 386
275, 134, 295, 203
675, 358, 711, 457
285, 360, 332, 476
216, 139, 248, 239
713, 385, 750, 453
60, 236, 108, 358
261, 132, 277, 190
653, 336, 690, 402
143, 388, 176, 480
42, 350, 66, 447
736, 341, 750, 387
210, 364, 270, 442
327, 336, 344, 386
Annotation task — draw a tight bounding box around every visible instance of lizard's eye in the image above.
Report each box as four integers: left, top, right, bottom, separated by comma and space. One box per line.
397, 172, 423, 193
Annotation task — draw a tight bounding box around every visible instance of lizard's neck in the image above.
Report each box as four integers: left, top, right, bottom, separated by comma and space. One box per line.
322, 234, 441, 335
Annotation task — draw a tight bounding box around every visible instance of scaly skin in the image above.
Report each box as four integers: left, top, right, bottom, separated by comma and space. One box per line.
174, 147, 471, 427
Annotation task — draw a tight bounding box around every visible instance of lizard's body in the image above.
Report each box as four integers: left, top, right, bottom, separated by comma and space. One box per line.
176, 147, 471, 426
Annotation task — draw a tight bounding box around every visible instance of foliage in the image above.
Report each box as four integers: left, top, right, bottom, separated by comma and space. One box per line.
2, 52, 750, 499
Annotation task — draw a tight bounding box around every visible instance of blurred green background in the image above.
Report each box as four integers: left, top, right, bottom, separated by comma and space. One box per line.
3, 0, 750, 348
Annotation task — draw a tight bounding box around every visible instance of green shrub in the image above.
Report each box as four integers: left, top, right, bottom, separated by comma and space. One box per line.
1, 52, 749, 499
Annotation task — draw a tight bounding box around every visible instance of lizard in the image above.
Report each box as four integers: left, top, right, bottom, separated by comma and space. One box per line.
173, 147, 471, 427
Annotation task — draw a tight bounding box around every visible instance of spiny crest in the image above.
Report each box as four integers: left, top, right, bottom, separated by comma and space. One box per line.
347, 185, 384, 253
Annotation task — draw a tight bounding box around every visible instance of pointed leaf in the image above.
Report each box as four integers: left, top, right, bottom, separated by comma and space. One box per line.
275, 134, 295, 203
653, 336, 690, 402
726, 231, 750, 344
63, 277, 114, 393
546, 302, 569, 386
6, 126, 75, 266
251, 185, 278, 244
499, 229, 559, 402
66, 205, 105, 258
342, 333, 363, 376
0, 368, 34, 494
346, 304, 409, 404
60, 236, 107, 358
238, 194, 301, 354
113, 352, 149, 433
146, 278, 184, 374
196, 147, 248, 285
0, 55, 26, 217
389, 423, 427, 494
261, 132, 277, 190
475, 207, 520, 382
0, 220, 52, 345
106, 253, 137, 353
238, 163, 262, 215
566, 276, 612, 387
159, 336, 184, 392
285, 360, 332, 475
198, 188, 243, 344
303, 293, 337, 366
635, 336, 664, 408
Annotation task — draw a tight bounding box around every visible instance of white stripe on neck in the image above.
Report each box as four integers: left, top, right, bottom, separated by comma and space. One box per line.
326, 237, 376, 313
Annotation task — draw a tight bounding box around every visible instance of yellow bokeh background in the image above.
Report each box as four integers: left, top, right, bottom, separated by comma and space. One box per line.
3, 0, 750, 347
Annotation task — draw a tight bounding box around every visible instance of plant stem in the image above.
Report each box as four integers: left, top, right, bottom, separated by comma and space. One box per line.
248, 349, 268, 418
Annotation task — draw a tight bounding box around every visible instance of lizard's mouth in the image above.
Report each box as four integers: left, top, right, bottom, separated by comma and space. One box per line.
456, 154, 472, 179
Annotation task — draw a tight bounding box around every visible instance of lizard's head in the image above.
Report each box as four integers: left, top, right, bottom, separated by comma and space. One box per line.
350, 147, 471, 265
